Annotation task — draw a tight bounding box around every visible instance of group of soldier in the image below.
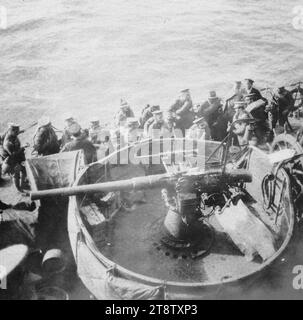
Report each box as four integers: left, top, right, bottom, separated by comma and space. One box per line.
115, 78, 298, 148
0, 78, 298, 193
0, 115, 101, 192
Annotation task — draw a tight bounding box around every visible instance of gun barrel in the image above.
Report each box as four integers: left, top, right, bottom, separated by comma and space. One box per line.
30, 173, 173, 200
30, 169, 252, 201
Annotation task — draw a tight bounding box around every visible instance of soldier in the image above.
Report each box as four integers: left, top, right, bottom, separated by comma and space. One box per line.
192, 103, 201, 119
144, 110, 168, 138
244, 93, 267, 121
168, 89, 194, 134
61, 115, 78, 147
61, 123, 97, 164
186, 117, 211, 141
290, 85, 303, 116
140, 105, 160, 128
244, 93, 271, 143
198, 91, 227, 141
143, 107, 160, 135
273, 87, 295, 127
121, 117, 142, 144
224, 81, 246, 122
88, 117, 102, 144
232, 112, 256, 148
162, 112, 181, 138
232, 101, 249, 122
0, 123, 28, 192
227, 101, 249, 144
115, 99, 135, 127
243, 78, 267, 103
33, 116, 60, 156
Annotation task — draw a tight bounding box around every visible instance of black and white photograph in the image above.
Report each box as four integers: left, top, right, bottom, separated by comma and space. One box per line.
0, 0, 303, 303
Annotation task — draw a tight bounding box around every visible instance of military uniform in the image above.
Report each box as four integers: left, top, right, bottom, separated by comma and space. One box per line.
273, 87, 294, 127
115, 100, 135, 127
186, 117, 211, 140
224, 81, 246, 122
89, 126, 101, 144
147, 121, 169, 139
162, 113, 179, 138
33, 117, 60, 156
243, 87, 264, 102
244, 93, 271, 143
245, 94, 267, 122
88, 119, 102, 144
61, 128, 72, 146
61, 136, 97, 164
0, 124, 27, 192
121, 118, 142, 144
198, 91, 228, 141
61, 123, 97, 164
168, 89, 194, 132
61, 122, 88, 147
61, 116, 78, 147
231, 110, 255, 147
1, 134, 25, 169
140, 105, 160, 128
232, 101, 249, 123
243, 79, 267, 103
143, 110, 168, 138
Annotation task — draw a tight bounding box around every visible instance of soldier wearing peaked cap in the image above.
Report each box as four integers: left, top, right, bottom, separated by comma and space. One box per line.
162, 111, 180, 138
244, 91, 272, 143
226, 81, 245, 100
115, 99, 135, 127
144, 109, 164, 137
122, 117, 143, 144
224, 80, 246, 122
197, 91, 221, 120
198, 91, 228, 141
33, 116, 60, 156
243, 78, 267, 103
232, 111, 256, 147
168, 89, 195, 134
186, 116, 211, 141
61, 115, 78, 147
88, 117, 102, 144
0, 123, 28, 192
147, 109, 172, 139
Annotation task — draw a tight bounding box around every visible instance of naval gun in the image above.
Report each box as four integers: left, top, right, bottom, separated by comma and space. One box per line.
30, 164, 252, 258
30, 167, 252, 200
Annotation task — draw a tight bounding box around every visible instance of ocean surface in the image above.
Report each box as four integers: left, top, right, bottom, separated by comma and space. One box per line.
1, 0, 303, 300
0, 0, 303, 128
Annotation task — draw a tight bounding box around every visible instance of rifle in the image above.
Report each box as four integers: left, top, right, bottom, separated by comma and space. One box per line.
19, 121, 38, 134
